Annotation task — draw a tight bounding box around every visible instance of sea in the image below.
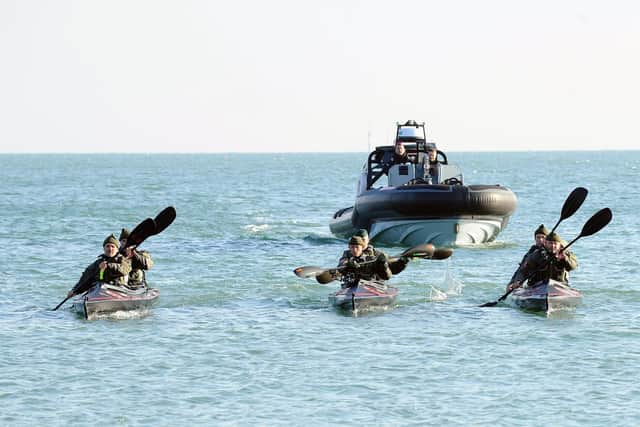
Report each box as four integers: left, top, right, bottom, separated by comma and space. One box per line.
1, 151, 638, 426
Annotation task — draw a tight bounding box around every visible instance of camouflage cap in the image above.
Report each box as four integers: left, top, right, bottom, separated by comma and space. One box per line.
103, 234, 120, 248
545, 232, 562, 243
348, 236, 365, 247
354, 229, 369, 239
534, 224, 549, 237
119, 228, 130, 241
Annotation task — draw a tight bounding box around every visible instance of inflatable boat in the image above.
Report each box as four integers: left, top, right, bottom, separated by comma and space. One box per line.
330, 120, 517, 247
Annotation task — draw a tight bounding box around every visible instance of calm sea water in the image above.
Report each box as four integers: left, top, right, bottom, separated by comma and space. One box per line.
1, 152, 639, 426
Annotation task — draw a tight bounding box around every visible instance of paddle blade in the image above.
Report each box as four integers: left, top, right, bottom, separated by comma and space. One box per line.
479, 300, 499, 307
561, 187, 588, 220
479, 288, 513, 307
431, 247, 454, 260
293, 266, 325, 278
123, 218, 156, 249
550, 187, 588, 233
580, 207, 612, 237
153, 206, 176, 235
316, 271, 337, 284
401, 243, 435, 259
52, 295, 72, 311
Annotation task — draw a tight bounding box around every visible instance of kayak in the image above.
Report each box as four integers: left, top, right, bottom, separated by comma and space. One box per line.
72, 282, 160, 320
509, 279, 582, 313
328, 280, 398, 312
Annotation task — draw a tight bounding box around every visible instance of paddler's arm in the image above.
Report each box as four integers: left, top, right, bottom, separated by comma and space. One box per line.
338, 250, 351, 268
68, 260, 100, 297
556, 250, 577, 271
126, 247, 154, 270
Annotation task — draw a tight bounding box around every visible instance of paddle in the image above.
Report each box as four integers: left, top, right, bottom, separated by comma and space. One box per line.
120, 218, 156, 253
549, 187, 588, 234
479, 187, 589, 308
120, 206, 176, 253
293, 243, 453, 285
479, 206, 612, 307
152, 206, 176, 236
52, 295, 73, 311
561, 207, 612, 252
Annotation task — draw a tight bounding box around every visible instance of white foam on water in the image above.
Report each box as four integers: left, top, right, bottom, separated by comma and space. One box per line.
427, 286, 448, 302
442, 268, 464, 296
426, 265, 464, 301
244, 224, 269, 233
87, 308, 153, 321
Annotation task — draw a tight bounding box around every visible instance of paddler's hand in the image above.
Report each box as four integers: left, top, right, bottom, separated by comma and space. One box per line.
555, 251, 566, 261
507, 282, 522, 292
99, 261, 107, 271
125, 247, 135, 259
376, 253, 388, 264
346, 260, 360, 270
67, 290, 74, 298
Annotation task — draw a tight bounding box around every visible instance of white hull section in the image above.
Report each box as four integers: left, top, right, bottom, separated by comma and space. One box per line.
369, 218, 503, 247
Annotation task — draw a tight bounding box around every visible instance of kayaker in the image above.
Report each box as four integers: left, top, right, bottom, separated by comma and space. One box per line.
119, 228, 154, 289
352, 229, 409, 275
506, 224, 549, 291
338, 236, 392, 288
509, 231, 578, 291
67, 234, 132, 297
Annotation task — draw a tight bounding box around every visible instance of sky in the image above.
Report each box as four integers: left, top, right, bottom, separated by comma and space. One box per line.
0, 0, 639, 153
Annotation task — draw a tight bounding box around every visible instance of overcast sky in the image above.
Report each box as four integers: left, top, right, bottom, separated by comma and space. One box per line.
1, 0, 638, 153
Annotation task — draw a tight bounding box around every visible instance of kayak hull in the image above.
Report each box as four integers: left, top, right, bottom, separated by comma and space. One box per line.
328, 280, 398, 312
72, 282, 160, 320
509, 279, 582, 313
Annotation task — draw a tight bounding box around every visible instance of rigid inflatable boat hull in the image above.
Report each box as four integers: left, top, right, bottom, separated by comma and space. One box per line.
330, 184, 515, 246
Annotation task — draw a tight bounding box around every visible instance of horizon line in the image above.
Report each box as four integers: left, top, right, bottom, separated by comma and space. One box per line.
0, 148, 638, 155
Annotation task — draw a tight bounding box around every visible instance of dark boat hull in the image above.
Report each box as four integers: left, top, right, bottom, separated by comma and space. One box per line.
330, 184, 517, 246
72, 282, 160, 320
509, 279, 582, 313
328, 280, 398, 312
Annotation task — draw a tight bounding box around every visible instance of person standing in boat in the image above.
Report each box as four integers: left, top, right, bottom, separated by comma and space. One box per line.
506, 224, 549, 291
338, 236, 392, 288
67, 234, 131, 297
119, 228, 154, 289
509, 231, 578, 290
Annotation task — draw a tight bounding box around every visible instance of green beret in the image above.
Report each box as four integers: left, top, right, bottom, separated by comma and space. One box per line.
348, 236, 365, 247
534, 224, 549, 237
354, 229, 369, 239
103, 234, 120, 248
119, 228, 130, 241
545, 232, 562, 243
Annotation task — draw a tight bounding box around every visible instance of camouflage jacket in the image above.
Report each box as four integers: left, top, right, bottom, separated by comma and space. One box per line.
509, 244, 539, 284
128, 250, 153, 287
515, 247, 578, 285
73, 253, 132, 292
338, 248, 392, 286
